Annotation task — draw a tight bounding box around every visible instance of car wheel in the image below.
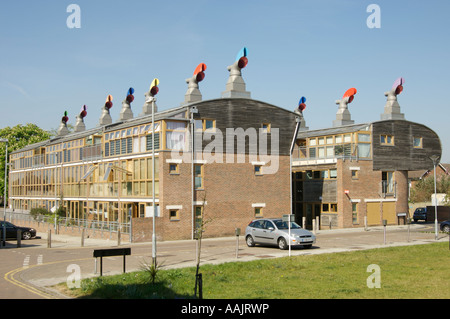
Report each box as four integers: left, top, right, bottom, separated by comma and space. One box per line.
278, 237, 288, 250
22, 231, 32, 240
246, 235, 255, 247
442, 225, 450, 233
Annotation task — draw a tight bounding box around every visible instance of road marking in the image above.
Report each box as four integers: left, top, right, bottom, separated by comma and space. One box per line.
23, 255, 30, 269
4, 266, 54, 299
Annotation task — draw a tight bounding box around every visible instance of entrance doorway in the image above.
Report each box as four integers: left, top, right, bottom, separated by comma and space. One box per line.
305, 203, 321, 230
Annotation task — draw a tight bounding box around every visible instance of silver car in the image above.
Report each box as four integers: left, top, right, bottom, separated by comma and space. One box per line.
245, 218, 316, 250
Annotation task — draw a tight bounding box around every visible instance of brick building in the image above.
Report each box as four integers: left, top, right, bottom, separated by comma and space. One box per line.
7, 56, 442, 240
291, 82, 442, 229
8, 52, 299, 241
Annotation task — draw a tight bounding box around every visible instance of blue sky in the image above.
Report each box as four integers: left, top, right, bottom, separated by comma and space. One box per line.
0, 0, 449, 162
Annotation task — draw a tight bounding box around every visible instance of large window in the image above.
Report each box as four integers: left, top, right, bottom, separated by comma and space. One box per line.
382, 171, 395, 194
165, 121, 187, 150
357, 133, 371, 158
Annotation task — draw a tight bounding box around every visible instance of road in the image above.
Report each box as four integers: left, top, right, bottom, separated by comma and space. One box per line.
0, 223, 446, 299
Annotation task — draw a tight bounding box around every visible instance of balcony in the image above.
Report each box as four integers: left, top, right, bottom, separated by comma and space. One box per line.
292, 144, 365, 166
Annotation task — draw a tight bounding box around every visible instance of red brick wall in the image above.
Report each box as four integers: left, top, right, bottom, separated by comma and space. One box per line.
133, 152, 291, 241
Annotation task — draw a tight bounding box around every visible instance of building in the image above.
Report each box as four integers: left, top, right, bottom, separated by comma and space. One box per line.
291, 80, 442, 229
7, 55, 442, 241
8, 49, 299, 241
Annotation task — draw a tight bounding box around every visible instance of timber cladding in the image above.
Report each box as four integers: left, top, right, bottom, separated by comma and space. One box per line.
372, 120, 442, 171
192, 98, 298, 156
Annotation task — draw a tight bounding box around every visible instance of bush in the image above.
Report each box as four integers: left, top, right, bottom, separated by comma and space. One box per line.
30, 207, 50, 220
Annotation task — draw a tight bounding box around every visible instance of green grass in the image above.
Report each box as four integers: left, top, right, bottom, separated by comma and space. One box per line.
58, 242, 450, 299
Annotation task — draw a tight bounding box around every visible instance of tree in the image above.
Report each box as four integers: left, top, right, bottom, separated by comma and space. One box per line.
410, 175, 450, 204
0, 124, 51, 204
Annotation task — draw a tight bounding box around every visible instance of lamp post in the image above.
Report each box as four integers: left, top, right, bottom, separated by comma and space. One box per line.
430, 155, 440, 240
0, 138, 8, 247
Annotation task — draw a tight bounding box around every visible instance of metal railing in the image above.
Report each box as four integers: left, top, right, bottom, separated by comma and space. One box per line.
7, 211, 130, 235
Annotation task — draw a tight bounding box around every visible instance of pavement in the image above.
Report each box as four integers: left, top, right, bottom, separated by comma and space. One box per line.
1, 223, 448, 299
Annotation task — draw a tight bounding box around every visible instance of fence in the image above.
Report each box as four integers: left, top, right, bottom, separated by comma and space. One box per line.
5, 210, 130, 240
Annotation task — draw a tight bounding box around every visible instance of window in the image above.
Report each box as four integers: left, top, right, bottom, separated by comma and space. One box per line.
166, 121, 187, 150
195, 119, 215, 131
262, 123, 271, 133
382, 171, 395, 194
194, 206, 203, 233
204, 120, 215, 131
169, 163, 179, 174
413, 137, 423, 148
169, 210, 179, 221
194, 164, 203, 189
146, 132, 160, 151
380, 134, 394, 145
351, 169, 359, 179
254, 165, 262, 175
254, 207, 263, 218
358, 133, 371, 158
352, 203, 358, 224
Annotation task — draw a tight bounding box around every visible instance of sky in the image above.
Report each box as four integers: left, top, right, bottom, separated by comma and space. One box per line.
0, 0, 449, 162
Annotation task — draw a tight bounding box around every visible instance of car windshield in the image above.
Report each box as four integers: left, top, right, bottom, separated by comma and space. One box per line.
415, 208, 425, 213
274, 220, 301, 229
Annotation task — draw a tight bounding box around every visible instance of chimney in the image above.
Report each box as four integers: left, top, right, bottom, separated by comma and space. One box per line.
333, 88, 356, 127
57, 111, 69, 136
221, 47, 251, 99
182, 63, 207, 105
119, 88, 134, 121
381, 77, 405, 120
140, 79, 159, 116
99, 95, 113, 126
74, 105, 87, 132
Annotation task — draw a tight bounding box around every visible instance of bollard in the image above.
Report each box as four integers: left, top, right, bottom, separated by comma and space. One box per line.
312, 219, 316, 234
47, 229, 51, 248
235, 228, 241, 258
302, 217, 306, 229
81, 229, 85, 247
17, 229, 21, 248
383, 220, 387, 245
117, 229, 121, 246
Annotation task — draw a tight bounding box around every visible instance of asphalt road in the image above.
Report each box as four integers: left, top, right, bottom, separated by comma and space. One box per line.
0, 223, 447, 299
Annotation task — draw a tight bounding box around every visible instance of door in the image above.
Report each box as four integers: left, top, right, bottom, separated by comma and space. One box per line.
366, 202, 381, 226
382, 202, 396, 224
305, 203, 321, 230
261, 220, 277, 244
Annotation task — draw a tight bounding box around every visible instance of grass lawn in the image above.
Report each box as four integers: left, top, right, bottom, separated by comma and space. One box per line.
58, 242, 450, 299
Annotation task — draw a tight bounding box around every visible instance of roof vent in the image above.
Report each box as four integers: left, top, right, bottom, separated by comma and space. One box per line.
119, 88, 134, 121
381, 77, 405, 120
57, 111, 70, 136
140, 79, 159, 116
99, 94, 113, 126
294, 97, 309, 131
333, 88, 356, 127
74, 105, 87, 132
221, 47, 251, 99
182, 63, 206, 105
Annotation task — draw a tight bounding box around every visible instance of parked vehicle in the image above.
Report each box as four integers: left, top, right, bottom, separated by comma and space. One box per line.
440, 220, 450, 233
413, 207, 427, 222
245, 218, 316, 250
0, 221, 36, 240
